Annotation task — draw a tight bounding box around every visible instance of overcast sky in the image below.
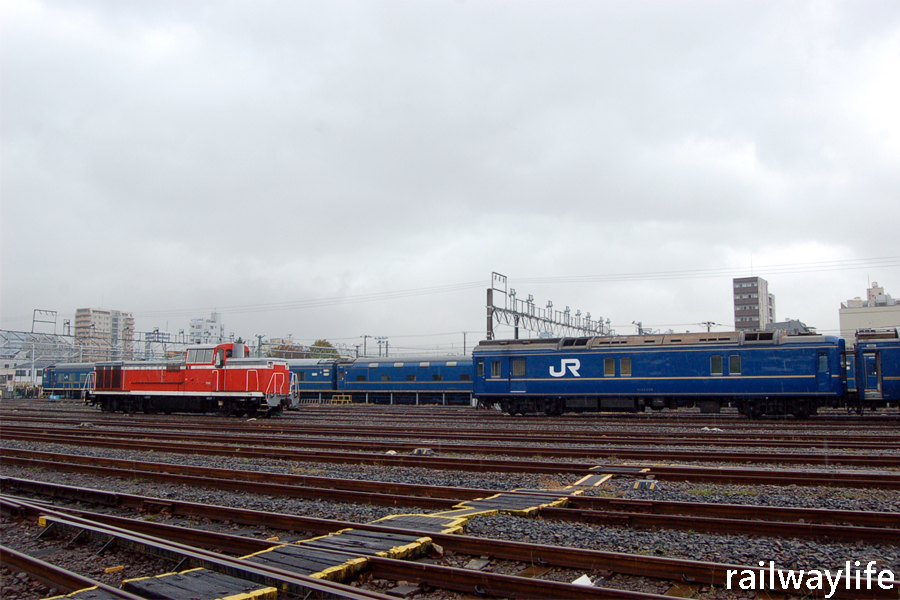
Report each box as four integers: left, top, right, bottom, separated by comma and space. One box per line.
2, 0, 898, 354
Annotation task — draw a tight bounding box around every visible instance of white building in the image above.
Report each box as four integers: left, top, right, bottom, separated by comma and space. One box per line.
840, 282, 900, 345
189, 312, 225, 344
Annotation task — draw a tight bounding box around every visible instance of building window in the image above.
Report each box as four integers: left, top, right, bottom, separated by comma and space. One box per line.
512, 359, 526, 377
491, 361, 501, 378
729, 355, 741, 375
604, 357, 615, 376
620, 357, 631, 376
711, 355, 723, 375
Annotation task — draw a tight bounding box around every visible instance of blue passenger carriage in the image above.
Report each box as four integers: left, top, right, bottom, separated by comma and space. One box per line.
41, 363, 95, 399
337, 357, 473, 405
473, 331, 844, 418
853, 328, 900, 411
286, 359, 340, 405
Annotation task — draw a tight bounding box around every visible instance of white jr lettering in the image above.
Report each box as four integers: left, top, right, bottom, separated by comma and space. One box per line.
550, 359, 581, 377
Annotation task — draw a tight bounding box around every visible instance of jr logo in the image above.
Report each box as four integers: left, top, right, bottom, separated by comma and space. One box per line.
550, 358, 581, 377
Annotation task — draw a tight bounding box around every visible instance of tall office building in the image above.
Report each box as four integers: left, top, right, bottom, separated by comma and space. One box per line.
733, 277, 776, 331
74, 307, 134, 360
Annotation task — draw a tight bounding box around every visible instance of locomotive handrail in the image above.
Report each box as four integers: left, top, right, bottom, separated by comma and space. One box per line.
80, 371, 95, 404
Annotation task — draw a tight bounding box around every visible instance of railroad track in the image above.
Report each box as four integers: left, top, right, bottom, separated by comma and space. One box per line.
4, 424, 900, 469
3, 480, 896, 599
4, 414, 900, 449
3, 456, 900, 545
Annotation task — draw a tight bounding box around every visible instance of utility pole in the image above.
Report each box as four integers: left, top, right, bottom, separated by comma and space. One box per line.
700, 321, 717, 333
256, 334, 266, 357
361, 335, 371, 357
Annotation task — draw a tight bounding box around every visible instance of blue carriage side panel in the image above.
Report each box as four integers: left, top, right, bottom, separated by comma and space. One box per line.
854, 328, 900, 406
287, 359, 339, 403
43, 363, 95, 398
473, 331, 844, 417
337, 357, 473, 405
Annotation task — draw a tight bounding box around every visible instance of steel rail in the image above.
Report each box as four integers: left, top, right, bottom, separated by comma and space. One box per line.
0, 482, 888, 598
5, 404, 900, 430
0, 542, 148, 600
3, 430, 899, 488
6, 499, 396, 600
3, 430, 900, 467
6, 424, 900, 464
4, 415, 900, 447
9, 497, 673, 600
7, 475, 893, 531
4, 451, 900, 545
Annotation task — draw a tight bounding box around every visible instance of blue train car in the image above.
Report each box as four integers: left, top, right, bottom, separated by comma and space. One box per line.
286, 359, 340, 405
42, 363, 94, 399
473, 331, 844, 418
854, 328, 900, 410
337, 357, 473, 405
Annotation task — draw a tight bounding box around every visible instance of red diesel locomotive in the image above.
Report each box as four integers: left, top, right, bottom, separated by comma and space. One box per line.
89, 342, 290, 417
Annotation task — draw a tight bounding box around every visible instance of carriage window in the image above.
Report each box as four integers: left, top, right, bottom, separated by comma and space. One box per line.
356, 375, 366, 381
604, 357, 615, 376
867, 361, 877, 376
297, 372, 306, 381
381, 375, 391, 382
460, 374, 471, 381
711, 355, 723, 375
818, 353, 828, 373
729, 355, 741, 375
512, 359, 526, 377
477, 361, 484, 377
433, 374, 443, 381
620, 357, 632, 376
407, 375, 416, 381
491, 360, 501, 378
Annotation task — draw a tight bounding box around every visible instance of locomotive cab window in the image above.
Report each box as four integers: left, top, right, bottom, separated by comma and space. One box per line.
620, 357, 632, 377
729, 355, 741, 375
711, 355, 723, 376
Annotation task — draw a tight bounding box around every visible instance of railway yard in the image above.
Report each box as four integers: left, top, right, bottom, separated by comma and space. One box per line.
1, 400, 899, 600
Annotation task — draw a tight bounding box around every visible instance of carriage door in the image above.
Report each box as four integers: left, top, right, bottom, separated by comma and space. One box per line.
510, 358, 526, 394
214, 348, 226, 391
862, 352, 882, 400
816, 352, 831, 392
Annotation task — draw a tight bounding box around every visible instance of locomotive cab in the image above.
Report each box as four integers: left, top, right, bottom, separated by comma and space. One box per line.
185, 342, 249, 367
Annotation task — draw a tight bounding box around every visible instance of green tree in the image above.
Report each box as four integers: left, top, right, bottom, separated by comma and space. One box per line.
309, 339, 337, 358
